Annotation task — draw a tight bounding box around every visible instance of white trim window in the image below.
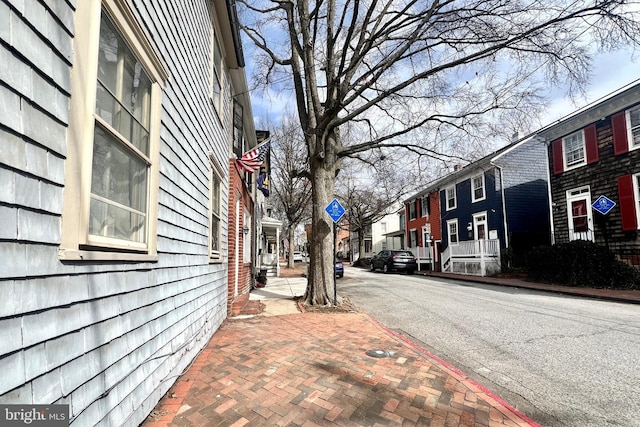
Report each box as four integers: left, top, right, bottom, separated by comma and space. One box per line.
563, 130, 586, 169
447, 219, 459, 245
61, 0, 166, 260
446, 186, 457, 211
471, 174, 486, 202
410, 229, 418, 247
210, 164, 223, 262
627, 105, 640, 150
566, 186, 593, 242
210, 30, 223, 113
421, 196, 429, 217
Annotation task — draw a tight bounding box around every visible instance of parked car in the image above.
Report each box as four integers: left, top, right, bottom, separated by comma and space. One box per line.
369, 250, 417, 274
292, 251, 303, 262
335, 259, 344, 278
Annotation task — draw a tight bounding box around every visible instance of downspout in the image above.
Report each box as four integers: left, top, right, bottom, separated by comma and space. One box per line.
491, 162, 509, 250
542, 138, 556, 245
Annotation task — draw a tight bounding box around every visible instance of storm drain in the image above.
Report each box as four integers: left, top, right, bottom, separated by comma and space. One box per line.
365, 349, 390, 358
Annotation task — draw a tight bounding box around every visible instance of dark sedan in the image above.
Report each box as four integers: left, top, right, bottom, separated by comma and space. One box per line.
369, 250, 417, 274
335, 259, 344, 278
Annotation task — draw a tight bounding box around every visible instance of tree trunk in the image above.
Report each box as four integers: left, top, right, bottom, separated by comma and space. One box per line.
303, 155, 337, 305
358, 230, 366, 262
287, 227, 295, 269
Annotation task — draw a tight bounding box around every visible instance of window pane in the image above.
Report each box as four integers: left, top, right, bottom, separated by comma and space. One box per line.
477, 224, 486, 240
631, 106, 640, 147
211, 215, 219, 252
97, 13, 151, 155
572, 200, 588, 232
564, 132, 584, 166
89, 198, 145, 243
91, 126, 148, 212
212, 174, 220, 215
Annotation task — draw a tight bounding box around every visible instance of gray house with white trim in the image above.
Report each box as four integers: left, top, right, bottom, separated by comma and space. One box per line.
0, 1, 254, 425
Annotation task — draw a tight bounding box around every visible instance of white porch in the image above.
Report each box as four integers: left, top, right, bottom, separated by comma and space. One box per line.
408, 245, 437, 271
442, 239, 501, 276
259, 216, 282, 277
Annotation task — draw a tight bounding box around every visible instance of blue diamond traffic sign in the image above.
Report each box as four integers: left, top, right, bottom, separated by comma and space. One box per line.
325, 198, 345, 223
592, 195, 616, 215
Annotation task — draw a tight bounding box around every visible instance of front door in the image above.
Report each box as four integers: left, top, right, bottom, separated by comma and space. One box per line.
473, 212, 488, 240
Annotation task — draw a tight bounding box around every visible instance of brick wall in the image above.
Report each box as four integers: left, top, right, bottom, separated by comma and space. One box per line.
228, 160, 254, 315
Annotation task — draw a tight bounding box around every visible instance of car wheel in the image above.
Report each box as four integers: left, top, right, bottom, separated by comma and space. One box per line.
407, 269, 414, 275
383, 264, 389, 273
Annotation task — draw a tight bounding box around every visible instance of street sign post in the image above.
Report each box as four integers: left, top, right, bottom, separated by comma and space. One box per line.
325, 198, 345, 306
592, 195, 616, 251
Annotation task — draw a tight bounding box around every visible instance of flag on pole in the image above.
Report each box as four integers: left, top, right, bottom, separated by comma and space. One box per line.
236, 139, 271, 173
257, 172, 269, 197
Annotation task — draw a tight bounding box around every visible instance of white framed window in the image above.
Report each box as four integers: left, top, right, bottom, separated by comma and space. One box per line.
60, 0, 166, 261
446, 186, 457, 211
566, 186, 593, 242
563, 130, 586, 169
421, 196, 429, 217
447, 219, 458, 244
471, 175, 485, 202
410, 229, 418, 247
472, 212, 487, 240
422, 225, 431, 245
627, 105, 640, 150
210, 30, 223, 112
210, 164, 223, 262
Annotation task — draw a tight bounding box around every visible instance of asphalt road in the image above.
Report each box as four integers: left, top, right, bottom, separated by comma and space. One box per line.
339, 266, 640, 427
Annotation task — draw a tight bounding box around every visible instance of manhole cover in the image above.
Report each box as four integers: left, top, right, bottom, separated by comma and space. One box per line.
365, 349, 389, 358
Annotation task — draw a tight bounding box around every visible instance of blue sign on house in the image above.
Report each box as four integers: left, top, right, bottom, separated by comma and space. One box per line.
325, 198, 345, 223
592, 195, 616, 215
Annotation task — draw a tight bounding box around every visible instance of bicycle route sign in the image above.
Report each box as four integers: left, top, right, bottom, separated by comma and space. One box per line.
325, 198, 345, 223
592, 195, 616, 215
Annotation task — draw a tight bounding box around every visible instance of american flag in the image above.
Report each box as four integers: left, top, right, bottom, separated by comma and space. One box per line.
236, 139, 271, 173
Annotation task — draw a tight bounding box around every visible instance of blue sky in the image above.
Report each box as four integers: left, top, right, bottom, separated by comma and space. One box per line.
249, 48, 639, 143
539, 49, 639, 126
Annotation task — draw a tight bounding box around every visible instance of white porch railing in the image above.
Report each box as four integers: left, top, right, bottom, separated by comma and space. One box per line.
441, 239, 501, 276
408, 246, 435, 271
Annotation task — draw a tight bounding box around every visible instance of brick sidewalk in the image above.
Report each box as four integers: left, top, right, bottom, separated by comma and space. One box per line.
143, 313, 539, 427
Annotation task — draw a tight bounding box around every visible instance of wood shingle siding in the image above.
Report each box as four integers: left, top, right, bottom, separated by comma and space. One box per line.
0, 1, 241, 426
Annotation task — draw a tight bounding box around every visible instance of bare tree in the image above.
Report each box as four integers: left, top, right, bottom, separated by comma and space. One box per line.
239, 0, 640, 305
337, 160, 406, 264
270, 114, 313, 268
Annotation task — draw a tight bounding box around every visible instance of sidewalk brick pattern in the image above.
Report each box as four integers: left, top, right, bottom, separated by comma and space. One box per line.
143, 313, 537, 426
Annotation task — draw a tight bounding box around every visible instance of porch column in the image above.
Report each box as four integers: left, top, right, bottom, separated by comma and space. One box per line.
276, 227, 281, 277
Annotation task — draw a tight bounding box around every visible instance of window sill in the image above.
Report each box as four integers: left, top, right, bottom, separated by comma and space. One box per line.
59, 249, 158, 262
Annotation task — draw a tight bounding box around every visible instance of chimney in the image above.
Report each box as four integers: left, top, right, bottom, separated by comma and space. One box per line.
453, 164, 462, 171
511, 130, 525, 142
